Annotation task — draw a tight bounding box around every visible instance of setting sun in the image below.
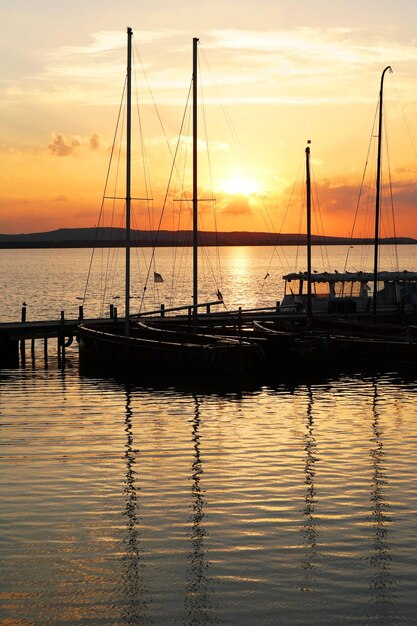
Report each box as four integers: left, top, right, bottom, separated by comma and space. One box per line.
220, 177, 261, 196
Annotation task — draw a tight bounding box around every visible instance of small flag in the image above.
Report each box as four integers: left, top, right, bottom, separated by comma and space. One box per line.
216, 289, 223, 301
154, 272, 164, 283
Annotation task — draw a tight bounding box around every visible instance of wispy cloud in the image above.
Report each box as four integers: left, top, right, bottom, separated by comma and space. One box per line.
4, 26, 416, 108
47, 132, 107, 157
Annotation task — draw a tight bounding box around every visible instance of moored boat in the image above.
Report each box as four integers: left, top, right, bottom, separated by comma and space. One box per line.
278, 67, 417, 332
78, 30, 264, 378
79, 321, 264, 375
280, 270, 417, 318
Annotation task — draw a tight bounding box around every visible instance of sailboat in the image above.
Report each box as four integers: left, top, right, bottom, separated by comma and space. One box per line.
78, 29, 264, 377
279, 68, 417, 328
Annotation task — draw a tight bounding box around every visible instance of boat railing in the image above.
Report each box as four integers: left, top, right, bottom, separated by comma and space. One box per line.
136, 300, 281, 321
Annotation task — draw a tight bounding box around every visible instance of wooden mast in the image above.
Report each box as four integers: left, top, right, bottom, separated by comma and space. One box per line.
373, 66, 392, 320
306, 142, 312, 321
125, 27, 133, 336
192, 37, 199, 320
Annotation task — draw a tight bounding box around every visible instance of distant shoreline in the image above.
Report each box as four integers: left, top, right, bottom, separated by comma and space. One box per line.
1, 227, 415, 249
1, 240, 417, 249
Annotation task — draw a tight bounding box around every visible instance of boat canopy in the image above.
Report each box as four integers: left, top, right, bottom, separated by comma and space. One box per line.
283, 271, 417, 284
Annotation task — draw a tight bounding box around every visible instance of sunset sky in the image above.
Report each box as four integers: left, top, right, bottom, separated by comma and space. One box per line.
0, 0, 416, 237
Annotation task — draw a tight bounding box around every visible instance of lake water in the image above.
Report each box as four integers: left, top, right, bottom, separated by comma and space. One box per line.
1, 245, 417, 625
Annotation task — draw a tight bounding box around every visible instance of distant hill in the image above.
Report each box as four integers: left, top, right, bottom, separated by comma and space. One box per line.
0, 227, 415, 248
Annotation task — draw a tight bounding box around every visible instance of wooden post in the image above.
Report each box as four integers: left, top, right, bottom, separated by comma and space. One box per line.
21, 306, 27, 323
57, 335, 65, 368
60, 310, 65, 323
31, 338, 36, 362
44, 337, 48, 366
206, 304, 210, 314
110, 304, 114, 319
238, 306, 242, 333
114, 307, 118, 321
20, 340, 26, 367
161, 303, 165, 318
78, 305, 83, 320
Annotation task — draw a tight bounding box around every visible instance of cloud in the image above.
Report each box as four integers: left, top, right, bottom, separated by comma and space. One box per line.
74, 209, 99, 218
47, 132, 106, 157
89, 132, 104, 151
218, 194, 253, 215
4, 26, 416, 109
48, 134, 81, 157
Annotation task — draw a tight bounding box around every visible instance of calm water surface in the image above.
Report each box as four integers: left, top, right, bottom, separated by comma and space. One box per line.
1, 246, 417, 624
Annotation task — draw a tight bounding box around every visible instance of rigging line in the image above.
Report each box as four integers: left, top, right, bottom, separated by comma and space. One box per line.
132, 46, 154, 232
295, 180, 306, 272
133, 39, 188, 192
131, 51, 159, 302
344, 100, 379, 272
83, 77, 127, 308
198, 212, 224, 294
383, 112, 399, 271
310, 160, 330, 272
273, 157, 305, 276
131, 209, 145, 292
170, 99, 193, 305
102, 98, 127, 315
172, 107, 193, 294
391, 73, 417, 160
137, 80, 193, 314
360, 153, 376, 271
200, 44, 291, 284
256, 154, 306, 306
133, 41, 176, 164
198, 52, 223, 292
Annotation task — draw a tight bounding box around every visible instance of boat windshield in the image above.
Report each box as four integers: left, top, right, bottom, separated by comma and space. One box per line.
285, 280, 300, 296
334, 281, 363, 298
312, 282, 331, 297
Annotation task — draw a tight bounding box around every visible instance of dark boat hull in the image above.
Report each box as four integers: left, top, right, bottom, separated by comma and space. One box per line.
330, 334, 417, 368
78, 324, 264, 376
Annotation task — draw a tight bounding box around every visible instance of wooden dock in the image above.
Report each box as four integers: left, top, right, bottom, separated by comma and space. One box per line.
0, 300, 286, 368
0, 315, 111, 368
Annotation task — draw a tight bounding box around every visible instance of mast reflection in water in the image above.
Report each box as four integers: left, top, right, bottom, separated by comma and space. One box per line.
121, 388, 152, 624
301, 386, 320, 591
184, 397, 216, 625
367, 381, 396, 623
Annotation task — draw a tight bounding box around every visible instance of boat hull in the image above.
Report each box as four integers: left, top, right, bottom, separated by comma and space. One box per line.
78, 324, 264, 376
330, 334, 417, 368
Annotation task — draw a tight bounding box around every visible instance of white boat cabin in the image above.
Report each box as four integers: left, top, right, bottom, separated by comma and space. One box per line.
280, 271, 417, 314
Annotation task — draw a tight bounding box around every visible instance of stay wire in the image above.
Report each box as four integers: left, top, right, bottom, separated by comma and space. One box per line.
343, 100, 379, 272
83, 78, 127, 310
198, 52, 224, 297
138, 80, 193, 314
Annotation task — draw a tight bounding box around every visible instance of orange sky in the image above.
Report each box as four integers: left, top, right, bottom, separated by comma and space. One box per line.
0, 1, 416, 237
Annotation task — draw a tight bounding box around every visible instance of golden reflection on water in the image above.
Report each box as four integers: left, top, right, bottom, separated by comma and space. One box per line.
3, 366, 417, 624
121, 388, 151, 624
301, 387, 320, 591
368, 381, 395, 624
184, 396, 216, 625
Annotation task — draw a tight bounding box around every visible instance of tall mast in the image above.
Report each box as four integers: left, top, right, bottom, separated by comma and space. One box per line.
192, 37, 199, 319
306, 142, 312, 321
125, 27, 133, 336
373, 66, 392, 319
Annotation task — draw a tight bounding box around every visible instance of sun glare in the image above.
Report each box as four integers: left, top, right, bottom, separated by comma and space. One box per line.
220, 177, 260, 196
